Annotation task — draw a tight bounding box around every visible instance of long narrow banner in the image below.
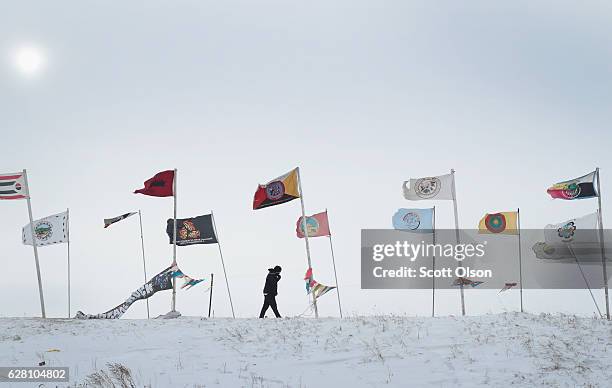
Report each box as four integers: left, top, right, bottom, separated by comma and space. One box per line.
75, 265, 203, 319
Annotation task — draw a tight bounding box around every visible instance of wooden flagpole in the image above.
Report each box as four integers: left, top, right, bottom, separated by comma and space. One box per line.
23, 169, 46, 318
325, 209, 343, 318
67, 208, 71, 318
138, 210, 150, 319
171, 168, 178, 312
451, 169, 466, 316
432, 206, 436, 318
210, 211, 236, 318
595, 168, 610, 320
208, 273, 214, 318
297, 167, 318, 318
517, 208, 524, 313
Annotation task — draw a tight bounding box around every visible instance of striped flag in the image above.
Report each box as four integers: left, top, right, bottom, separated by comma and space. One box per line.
104, 212, 137, 228
0, 172, 27, 200
547, 171, 598, 200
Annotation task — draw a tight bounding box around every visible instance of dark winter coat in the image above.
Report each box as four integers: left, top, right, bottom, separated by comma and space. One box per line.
263, 271, 281, 296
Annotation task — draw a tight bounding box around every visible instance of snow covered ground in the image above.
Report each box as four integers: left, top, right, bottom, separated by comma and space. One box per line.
1, 313, 611, 387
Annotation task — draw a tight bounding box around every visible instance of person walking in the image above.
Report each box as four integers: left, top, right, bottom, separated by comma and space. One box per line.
259, 266, 282, 318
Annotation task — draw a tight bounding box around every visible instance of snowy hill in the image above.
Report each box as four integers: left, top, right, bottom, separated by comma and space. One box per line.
1, 313, 610, 387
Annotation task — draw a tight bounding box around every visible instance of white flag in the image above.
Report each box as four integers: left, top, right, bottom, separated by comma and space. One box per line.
544, 212, 599, 245
23, 211, 69, 246
403, 173, 454, 200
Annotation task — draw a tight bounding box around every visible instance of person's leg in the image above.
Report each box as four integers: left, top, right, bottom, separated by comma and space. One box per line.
270, 296, 281, 318
259, 296, 270, 318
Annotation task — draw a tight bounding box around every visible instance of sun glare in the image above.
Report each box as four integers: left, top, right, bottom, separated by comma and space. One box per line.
12, 45, 46, 77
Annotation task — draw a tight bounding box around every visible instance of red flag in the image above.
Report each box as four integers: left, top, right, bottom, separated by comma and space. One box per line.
134, 170, 175, 197
296, 211, 331, 238
253, 168, 300, 210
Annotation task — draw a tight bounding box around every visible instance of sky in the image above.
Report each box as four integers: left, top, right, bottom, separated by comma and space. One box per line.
2, 0, 612, 318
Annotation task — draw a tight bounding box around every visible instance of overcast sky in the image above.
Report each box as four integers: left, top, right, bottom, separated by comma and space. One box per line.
2, 0, 612, 318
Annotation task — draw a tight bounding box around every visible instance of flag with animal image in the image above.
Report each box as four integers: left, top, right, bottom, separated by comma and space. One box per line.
166, 214, 218, 246
75, 264, 203, 319
296, 211, 331, 238
547, 170, 598, 200
134, 170, 175, 197
544, 212, 599, 245
392, 208, 433, 232
478, 211, 518, 235
403, 173, 453, 200
0, 172, 27, 200
104, 212, 137, 228
22, 211, 68, 246
253, 168, 300, 210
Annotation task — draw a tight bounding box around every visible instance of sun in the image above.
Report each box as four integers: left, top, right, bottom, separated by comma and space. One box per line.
12, 45, 47, 77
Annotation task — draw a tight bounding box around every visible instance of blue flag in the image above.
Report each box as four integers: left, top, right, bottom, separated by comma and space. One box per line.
392, 208, 434, 232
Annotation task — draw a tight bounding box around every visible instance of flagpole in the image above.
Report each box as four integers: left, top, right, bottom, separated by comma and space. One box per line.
568, 244, 602, 317
297, 167, 318, 318
596, 168, 610, 320
451, 169, 466, 316
171, 168, 177, 312
325, 209, 343, 318
138, 210, 150, 319
23, 169, 45, 318
67, 208, 71, 318
432, 206, 436, 318
211, 211, 236, 318
208, 273, 214, 318
517, 208, 524, 313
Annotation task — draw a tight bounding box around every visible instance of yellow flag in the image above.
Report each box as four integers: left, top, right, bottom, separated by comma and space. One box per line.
478, 212, 518, 234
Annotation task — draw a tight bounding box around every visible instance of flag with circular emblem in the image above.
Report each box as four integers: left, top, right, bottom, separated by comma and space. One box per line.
403, 173, 453, 201
0, 172, 27, 200
23, 211, 69, 246
546, 170, 597, 200
392, 208, 434, 233
253, 168, 300, 210
296, 211, 331, 238
478, 211, 518, 235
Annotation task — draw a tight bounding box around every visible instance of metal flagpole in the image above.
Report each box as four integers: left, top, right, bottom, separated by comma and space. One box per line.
23, 169, 46, 318
450, 169, 466, 316
138, 210, 150, 319
325, 209, 343, 318
517, 208, 524, 313
568, 244, 602, 317
210, 211, 236, 318
208, 273, 214, 318
171, 168, 178, 312
432, 206, 436, 318
595, 168, 610, 320
67, 208, 71, 318
297, 167, 318, 318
